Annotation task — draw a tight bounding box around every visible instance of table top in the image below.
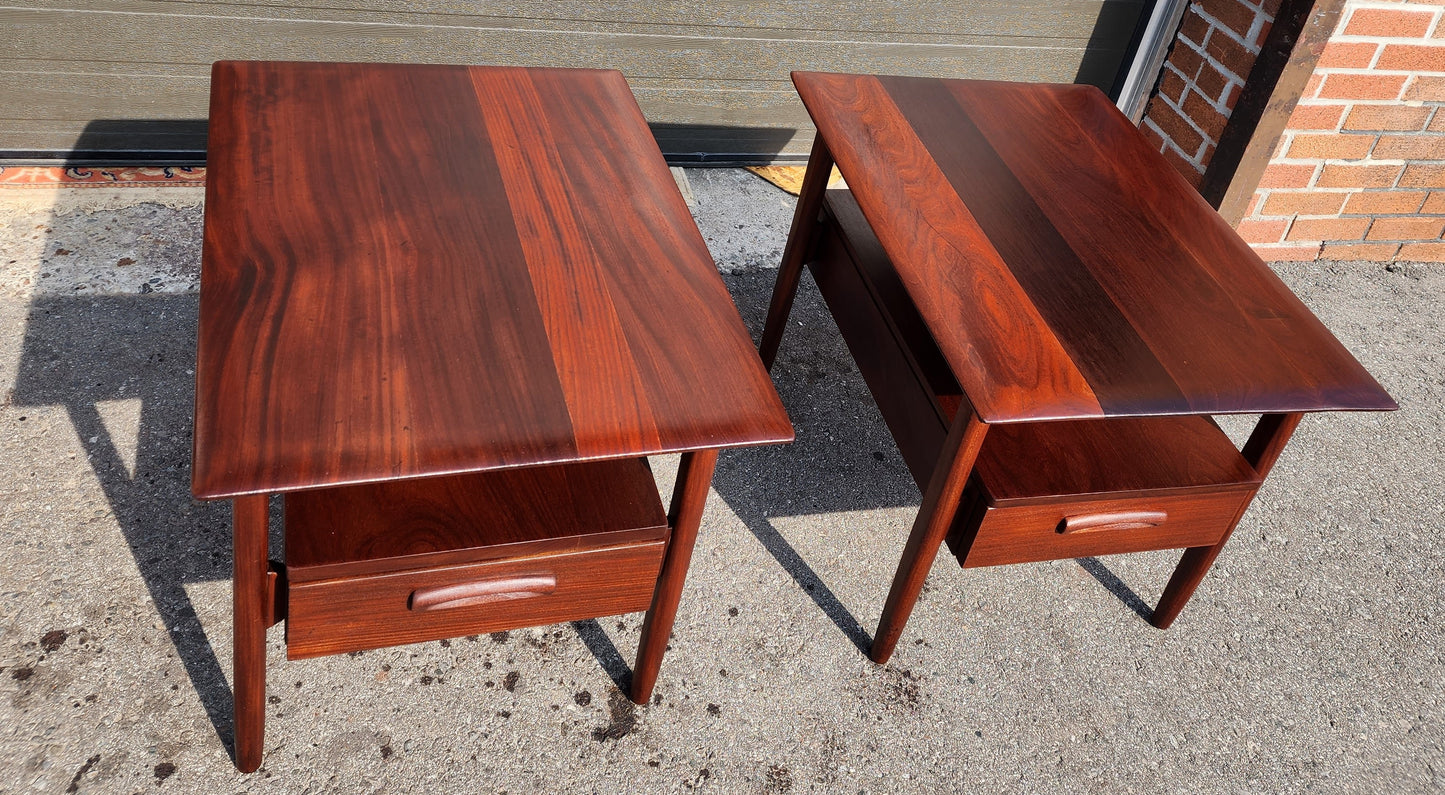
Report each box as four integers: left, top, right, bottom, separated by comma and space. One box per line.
793, 71, 1396, 425
193, 61, 791, 500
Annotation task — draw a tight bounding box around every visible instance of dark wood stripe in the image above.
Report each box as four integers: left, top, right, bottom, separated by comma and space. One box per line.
374, 64, 580, 465
971, 82, 1393, 414
471, 67, 662, 458
954, 81, 1296, 414
877, 74, 1187, 415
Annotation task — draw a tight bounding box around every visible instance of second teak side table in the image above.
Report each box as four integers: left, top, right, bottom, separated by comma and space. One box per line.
193, 61, 792, 772
760, 72, 1397, 665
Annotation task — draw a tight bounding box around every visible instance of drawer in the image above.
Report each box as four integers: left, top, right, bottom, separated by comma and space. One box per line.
948, 487, 1253, 569
286, 540, 665, 659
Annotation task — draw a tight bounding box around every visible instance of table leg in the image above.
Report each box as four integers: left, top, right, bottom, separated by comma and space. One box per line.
631, 449, 720, 704
232, 494, 269, 773
871, 412, 989, 664
759, 138, 835, 370
1152, 413, 1303, 629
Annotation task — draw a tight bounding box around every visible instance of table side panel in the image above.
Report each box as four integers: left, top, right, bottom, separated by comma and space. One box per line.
810, 221, 948, 491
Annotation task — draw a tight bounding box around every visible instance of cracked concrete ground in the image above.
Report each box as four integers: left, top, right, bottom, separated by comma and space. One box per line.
1, 170, 1442, 793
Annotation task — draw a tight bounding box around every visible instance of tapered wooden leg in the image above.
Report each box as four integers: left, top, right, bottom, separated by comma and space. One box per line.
1152, 413, 1303, 629
232, 495, 269, 773
759, 138, 835, 370
630, 449, 720, 704
870, 412, 989, 664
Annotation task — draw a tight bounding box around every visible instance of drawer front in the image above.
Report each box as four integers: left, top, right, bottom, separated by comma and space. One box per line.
286, 541, 665, 659
951, 489, 1253, 569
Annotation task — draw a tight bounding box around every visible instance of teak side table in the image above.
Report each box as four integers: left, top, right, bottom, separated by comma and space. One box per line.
193, 61, 792, 772
760, 73, 1396, 665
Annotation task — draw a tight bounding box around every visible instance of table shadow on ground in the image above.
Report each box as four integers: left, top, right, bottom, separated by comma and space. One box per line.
11, 292, 241, 752
8, 291, 670, 752
711, 269, 1159, 654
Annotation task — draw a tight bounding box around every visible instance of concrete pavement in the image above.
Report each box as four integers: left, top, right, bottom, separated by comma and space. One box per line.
1, 170, 1441, 793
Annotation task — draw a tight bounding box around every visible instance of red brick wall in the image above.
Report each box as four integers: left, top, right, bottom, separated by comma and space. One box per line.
1237, 1, 1445, 262
1141, 0, 1282, 185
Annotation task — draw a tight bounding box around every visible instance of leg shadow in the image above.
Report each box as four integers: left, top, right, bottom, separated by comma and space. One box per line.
14, 293, 237, 752
707, 268, 930, 655
571, 619, 631, 693
716, 490, 872, 654
1075, 556, 1154, 621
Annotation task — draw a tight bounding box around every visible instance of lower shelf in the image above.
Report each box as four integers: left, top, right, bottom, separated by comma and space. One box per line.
279, 458, 670, 658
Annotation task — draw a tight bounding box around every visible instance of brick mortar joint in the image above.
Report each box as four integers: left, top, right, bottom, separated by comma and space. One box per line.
1142, 117, 1209, 169
1150, 95, 1218, 160
1190, 5, 1271, 53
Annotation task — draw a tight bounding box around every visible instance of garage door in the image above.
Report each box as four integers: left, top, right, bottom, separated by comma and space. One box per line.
0, 1, 1147, 163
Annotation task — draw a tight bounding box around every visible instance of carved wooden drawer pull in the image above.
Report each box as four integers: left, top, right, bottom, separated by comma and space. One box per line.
408, 574, 557, 611
1058, 511, 1168, 535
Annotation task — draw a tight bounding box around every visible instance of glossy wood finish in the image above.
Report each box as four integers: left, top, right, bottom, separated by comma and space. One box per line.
198, 62, 794, 772
284, 460, 667, 583
790, 72, 1397, 424
632, 449, 719, 704
973, 417, 1261, 505
287, 541, 666, 659
770, 74, 1396, 661
194, 61, 791, 500
870, 412, 988, 664
230, 495, 267, 774
952, 490, 1250, 569
1152, 412, 1303, 629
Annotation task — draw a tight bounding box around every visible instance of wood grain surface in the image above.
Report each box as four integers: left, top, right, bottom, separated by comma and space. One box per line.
284, 459, 668, 582
973, 416, 1261, 505
193, 61, 791, 499
950, 489, 1248, 568
286, 541, 666, 658
791, 72, 1397, 424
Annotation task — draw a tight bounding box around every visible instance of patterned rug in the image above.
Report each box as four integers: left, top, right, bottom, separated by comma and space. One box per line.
0, 166, 205, 187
